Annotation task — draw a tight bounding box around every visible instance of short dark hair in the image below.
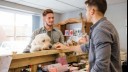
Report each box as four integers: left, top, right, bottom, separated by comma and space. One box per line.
85, 0, 107, 15
43, 9, 54, 16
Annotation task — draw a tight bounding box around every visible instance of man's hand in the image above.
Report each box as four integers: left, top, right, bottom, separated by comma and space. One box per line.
54, 42, 82, 52
54, 42, 68, 50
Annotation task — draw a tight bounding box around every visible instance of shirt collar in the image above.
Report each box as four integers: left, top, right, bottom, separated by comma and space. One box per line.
91, 17, 107, 30
41, 27, 56, 32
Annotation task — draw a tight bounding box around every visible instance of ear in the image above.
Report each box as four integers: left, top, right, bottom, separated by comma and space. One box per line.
90, 8, 95, 15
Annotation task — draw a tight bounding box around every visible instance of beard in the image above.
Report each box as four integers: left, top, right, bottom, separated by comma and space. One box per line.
45, 22, 53, 27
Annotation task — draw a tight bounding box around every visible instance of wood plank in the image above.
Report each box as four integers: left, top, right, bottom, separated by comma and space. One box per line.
10, 55, 57, 69
31, 64, 37, 72
12, 50, 71, 59
67, 55, 78, 63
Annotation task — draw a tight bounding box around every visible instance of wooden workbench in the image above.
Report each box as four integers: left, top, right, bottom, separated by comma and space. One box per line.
9, 50, 87, 72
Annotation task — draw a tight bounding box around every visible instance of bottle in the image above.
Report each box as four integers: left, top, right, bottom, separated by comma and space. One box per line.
26, 65, 32, 72
37, 64, 43, 72
20, 65, 31, 72
42, 65, 48, 72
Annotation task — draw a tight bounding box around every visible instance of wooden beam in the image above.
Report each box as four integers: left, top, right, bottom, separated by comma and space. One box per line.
10, 50, 72, 69
12, 50, 71, 59
10, 55, 57, 69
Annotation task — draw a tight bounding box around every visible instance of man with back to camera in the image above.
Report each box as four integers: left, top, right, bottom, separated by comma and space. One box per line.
23, 9, 64, 53
55, 0, 122, 72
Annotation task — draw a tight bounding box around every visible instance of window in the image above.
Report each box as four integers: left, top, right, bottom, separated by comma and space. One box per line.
0, 11, 15, 39
0, 10, 32, 54
0, 11, 32, 40
15, 14, 32, 40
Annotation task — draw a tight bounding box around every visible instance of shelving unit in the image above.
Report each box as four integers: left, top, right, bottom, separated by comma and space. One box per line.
54, 13, 92, 41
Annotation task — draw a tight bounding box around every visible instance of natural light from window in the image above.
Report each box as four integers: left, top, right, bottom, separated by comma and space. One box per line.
0, 10, 32, 55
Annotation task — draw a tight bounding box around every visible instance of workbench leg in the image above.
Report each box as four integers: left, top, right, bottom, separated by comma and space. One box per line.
31, 64, 37, 72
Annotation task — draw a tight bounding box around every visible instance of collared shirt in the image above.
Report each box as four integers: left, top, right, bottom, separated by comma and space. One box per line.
81, 17, 122, 72
23, 27, 64, 53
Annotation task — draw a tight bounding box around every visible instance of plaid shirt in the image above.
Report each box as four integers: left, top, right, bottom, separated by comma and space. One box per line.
23, 27, 64, 53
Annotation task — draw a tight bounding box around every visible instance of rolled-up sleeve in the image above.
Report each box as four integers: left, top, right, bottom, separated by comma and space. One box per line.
91, 29, 113, 72
23, 31, 37, 53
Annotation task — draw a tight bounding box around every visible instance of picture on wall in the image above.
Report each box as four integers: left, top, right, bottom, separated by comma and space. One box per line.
65, 28, 82, 36
69, 30, 73, 36
73, 28, 82, 36
65, 30, 70, 36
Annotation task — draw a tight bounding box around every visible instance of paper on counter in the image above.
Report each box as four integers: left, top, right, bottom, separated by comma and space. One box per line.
0, 55, 12, 72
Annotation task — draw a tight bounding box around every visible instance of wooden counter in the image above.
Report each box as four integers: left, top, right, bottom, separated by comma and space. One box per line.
9, 50, 87, 72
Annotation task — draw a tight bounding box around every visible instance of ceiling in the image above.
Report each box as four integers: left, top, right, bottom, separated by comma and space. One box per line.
4, 0, 127, 13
